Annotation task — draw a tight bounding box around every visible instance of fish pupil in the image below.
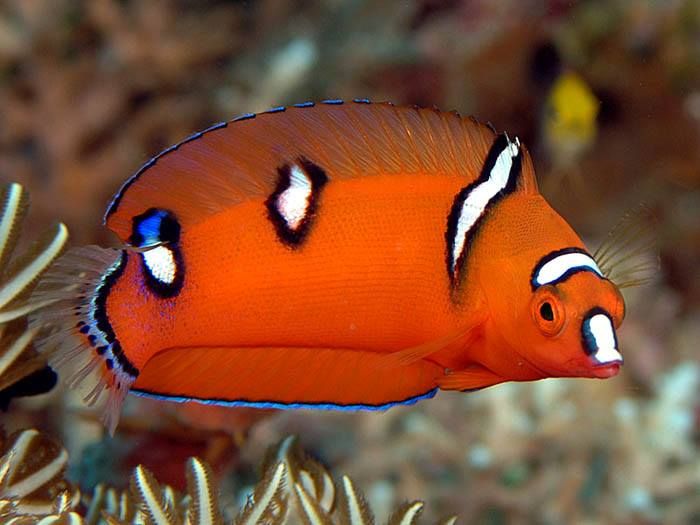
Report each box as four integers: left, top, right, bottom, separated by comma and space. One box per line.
540, 302, 555, 321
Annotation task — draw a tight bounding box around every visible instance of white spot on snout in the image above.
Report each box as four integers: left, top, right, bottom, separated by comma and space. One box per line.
588, 314, 622, 363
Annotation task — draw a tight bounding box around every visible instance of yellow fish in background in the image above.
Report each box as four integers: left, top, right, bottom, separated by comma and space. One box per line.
542, 71, 600, 175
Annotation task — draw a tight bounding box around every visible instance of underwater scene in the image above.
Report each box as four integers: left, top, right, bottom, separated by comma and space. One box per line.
0, 1, 699, 523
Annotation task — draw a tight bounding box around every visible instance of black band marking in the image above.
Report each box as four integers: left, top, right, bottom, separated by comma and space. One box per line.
444, 134, 522, 289
530, 246, 603, 291
94, 251, 139, 377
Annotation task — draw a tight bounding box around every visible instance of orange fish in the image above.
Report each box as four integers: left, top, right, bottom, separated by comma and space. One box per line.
30, 100, 626, 433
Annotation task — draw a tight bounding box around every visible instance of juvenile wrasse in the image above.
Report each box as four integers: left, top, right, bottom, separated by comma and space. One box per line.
30, 100, 625, 433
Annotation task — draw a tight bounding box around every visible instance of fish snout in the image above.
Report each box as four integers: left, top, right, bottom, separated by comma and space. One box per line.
581, 308, 623, 376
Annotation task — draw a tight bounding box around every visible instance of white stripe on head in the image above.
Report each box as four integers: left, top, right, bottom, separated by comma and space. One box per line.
277, 164, 313, 231
143, 245, 177, 284
450, 138, 520, 276
533, 251, 602, 288
585, 313, 622, 364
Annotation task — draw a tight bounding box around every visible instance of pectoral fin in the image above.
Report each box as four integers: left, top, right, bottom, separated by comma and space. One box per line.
437, 364, 505, 392
380, 309, 487, 368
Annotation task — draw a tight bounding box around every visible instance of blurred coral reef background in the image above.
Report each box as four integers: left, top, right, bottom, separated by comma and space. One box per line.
0, 0, 698, 523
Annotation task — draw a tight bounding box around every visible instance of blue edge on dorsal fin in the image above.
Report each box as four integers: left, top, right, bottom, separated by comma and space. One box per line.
104, 98, 381, 223
131, 386, 438, 411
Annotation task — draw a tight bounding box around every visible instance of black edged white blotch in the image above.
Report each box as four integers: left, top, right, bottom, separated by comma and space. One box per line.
531, 247, 603, 290
266, 157, 329, 247
142, 247, 177, 285
581, 309, 623, 364
130, 208, 184, 297
446, 134, 522, 287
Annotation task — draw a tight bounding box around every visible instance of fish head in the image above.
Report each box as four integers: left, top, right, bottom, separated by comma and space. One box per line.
523, 270, 625, 379
472, 195, 625, 380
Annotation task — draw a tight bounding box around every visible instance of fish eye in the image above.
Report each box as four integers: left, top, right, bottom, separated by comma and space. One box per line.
531, 287, 566, 336
539, 302, 554, 321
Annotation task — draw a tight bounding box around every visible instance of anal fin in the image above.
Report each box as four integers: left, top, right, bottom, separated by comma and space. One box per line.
132, 345, 443, 410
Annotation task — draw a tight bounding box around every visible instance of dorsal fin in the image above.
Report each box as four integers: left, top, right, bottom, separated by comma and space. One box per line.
105, 100, 538, 243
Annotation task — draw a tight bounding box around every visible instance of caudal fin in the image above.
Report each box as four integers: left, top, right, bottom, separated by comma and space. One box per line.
29, 246, 134, 434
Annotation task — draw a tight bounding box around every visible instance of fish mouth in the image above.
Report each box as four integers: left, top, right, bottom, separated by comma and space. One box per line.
591, 360, 622, 378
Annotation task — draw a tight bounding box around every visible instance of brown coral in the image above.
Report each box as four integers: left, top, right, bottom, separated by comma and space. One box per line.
0, 182, 67, 408
1, 430, 458, 525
